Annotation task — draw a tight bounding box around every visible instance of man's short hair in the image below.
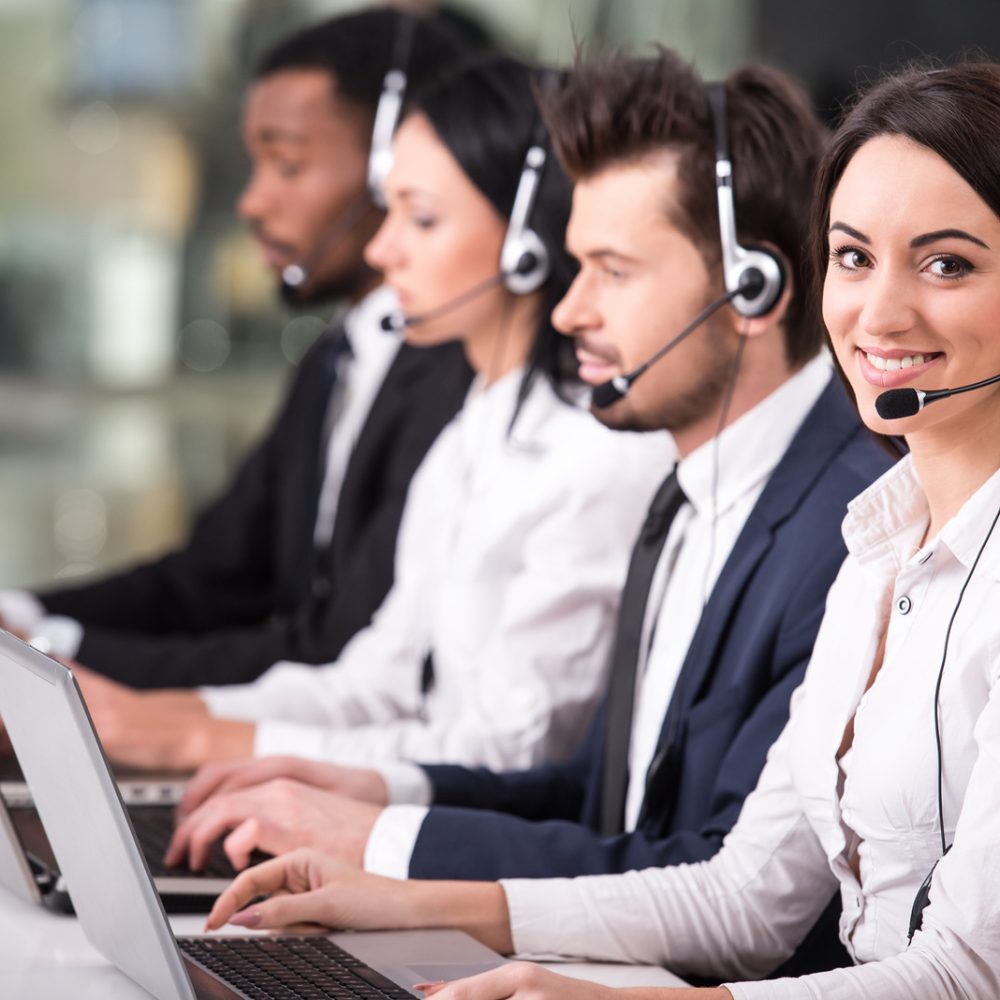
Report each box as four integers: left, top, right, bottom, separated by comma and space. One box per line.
255, 6, 483, 136
543, 49, 827, 367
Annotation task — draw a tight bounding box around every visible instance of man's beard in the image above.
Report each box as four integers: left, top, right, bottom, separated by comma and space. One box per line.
278, 257, 379, 307
593, 319, 739, 435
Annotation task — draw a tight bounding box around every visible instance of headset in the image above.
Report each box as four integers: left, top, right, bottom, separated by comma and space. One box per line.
706, 83, 786, 317
282, 13, 416, 292
593, 81, 786, 409
366, 14, 416, 209
380, 122, 552, 332
499, 137, 551, 294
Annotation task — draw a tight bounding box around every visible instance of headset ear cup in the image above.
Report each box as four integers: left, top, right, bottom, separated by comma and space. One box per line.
733, 244, 785, 318
501, 227, 550, 294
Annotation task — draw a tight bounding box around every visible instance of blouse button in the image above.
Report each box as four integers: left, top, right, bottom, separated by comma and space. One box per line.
896, 595, 912, 615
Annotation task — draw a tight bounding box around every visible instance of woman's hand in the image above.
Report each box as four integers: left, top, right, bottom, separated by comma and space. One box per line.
416, 965, 731, 1000
205, 848, 514, 953
178, 757, 388, 819
205, 849, 425, 933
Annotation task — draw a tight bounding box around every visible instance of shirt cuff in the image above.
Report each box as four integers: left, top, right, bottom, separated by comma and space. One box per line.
0, 590, 45, 634
251, 720, 329, 759
29, 615, 84, 660
363, 804, 430, 878
376, 762, 433, 805
501, 877, 589, 960
200, 684, 267, 721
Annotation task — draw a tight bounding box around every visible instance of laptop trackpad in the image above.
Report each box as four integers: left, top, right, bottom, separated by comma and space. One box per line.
402, 962, 503, 983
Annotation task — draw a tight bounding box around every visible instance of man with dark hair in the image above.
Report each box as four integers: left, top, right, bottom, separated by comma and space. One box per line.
0, 8, 474, 688
169, 53, 890, 979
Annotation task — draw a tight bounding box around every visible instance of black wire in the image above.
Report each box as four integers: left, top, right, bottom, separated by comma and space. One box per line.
702, 330, 748, 606
933, 497, 1000, 855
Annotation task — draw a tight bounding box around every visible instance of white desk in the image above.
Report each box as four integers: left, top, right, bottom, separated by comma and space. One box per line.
0, 890, 688, 997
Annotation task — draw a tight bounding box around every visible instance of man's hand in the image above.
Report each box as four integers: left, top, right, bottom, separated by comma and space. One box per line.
178, 757, 389, 820
72, 664, 255, 771
167, 780, 382, 871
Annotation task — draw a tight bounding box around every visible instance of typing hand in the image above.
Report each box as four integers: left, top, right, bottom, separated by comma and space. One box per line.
72, 664, 254, 771
205, 847, 515, 955
167, 780, 381, 872
204, 849, 411, 934
417, 968, 725, 999
178, 757, 388, 820
415, 965, 618, 1000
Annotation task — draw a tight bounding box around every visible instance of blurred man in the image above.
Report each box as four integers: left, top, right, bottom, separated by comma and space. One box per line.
0, 8, 475, 688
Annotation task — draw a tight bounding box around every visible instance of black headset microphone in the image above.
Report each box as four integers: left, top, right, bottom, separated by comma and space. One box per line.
380, 142, 551, 334
591, 82, 785, 410
875, 372, 1000, 420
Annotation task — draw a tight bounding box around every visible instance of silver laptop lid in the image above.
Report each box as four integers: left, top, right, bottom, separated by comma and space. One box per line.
0, 631, 195, 1000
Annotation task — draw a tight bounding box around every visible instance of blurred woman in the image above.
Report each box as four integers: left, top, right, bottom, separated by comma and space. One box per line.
205, 61, 1000, 999
72, 57, 667, 775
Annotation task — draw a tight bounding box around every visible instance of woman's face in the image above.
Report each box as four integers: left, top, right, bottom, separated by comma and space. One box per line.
364, 113, 509, 347
823, 134, 1000, 442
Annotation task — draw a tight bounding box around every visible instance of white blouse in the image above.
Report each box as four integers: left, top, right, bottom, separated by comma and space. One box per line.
202, 369, 670, 771
501, 455, 1000, 999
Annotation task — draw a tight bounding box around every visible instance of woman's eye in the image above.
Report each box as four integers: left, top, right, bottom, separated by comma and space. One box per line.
927, 255, 972, 280
413, 215, 437, 230
831, 246, 871, 271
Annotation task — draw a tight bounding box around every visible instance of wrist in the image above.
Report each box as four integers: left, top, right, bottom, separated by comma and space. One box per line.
405, 880, 513, 955
188, 718, 255, 770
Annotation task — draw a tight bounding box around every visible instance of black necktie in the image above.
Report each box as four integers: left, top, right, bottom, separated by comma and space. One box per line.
599, 468, 686, 836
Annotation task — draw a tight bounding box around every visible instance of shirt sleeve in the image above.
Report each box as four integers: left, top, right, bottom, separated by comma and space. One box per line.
500, 685, 837, 982
0, 590, 45, 634
29, 615, 84, 659
362, 804, 430, 878
377, 763, 434, 805
202, 423, 666, 774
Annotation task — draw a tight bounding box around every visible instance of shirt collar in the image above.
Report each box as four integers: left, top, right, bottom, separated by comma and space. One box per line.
844, 455, 1000, 581
676, 353, 833, 519
459, 366, 529, 451
342, 285, 401, 363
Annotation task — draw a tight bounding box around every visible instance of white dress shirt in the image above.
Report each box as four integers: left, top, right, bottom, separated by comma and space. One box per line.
312, 285, 400, 547
202, 369, 670, 771
363, 355, 832, 876
0, 285, 400, 659
501, 454, 1000, 999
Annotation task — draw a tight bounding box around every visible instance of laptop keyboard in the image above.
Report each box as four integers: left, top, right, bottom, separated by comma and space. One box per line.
128, 806, 266, 879
178, 936, 414, 999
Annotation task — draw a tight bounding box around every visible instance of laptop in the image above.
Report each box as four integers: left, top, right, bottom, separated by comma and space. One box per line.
0, 733, 262, 913
0, 630, 506, 999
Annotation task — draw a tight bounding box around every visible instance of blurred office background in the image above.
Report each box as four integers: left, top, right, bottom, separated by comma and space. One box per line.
1, 0, 998, 588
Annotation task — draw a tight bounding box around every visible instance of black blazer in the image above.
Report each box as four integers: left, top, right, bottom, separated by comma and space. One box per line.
409, 376, 893, 880
39, 327, 473, 688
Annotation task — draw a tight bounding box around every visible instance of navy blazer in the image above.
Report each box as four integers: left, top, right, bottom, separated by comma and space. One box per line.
412, 375, 893, 880
39, 330, 472, 688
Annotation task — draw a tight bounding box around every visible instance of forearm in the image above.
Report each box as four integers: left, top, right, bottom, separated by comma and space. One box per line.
617, 991, 731, 999
402, 879, 514, 955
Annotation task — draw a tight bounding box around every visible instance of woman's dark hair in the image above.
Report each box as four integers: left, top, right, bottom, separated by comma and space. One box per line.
542, 48, 827, 368
408, 55, 579, 428
811, 60, 1000, 455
